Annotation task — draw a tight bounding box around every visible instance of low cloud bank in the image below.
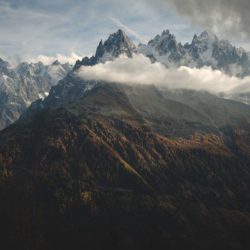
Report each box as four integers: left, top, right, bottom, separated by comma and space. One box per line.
77, 54, 250, 94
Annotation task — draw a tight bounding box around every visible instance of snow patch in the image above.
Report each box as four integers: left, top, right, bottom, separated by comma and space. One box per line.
2, 74, 8, 81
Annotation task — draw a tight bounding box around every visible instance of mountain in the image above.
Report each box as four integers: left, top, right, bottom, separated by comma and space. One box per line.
23, 29, 250, 136
74, 29, 136, 70
25, 75, 250, 136
186, 31, 250, 75
0, 29, 250, 249
138, 30, 250, 77
1, 28, 250, 131
138, 29, 186, 65
1, 77, 250, 249
0, 60, 72, 130
73, 29, 250, 106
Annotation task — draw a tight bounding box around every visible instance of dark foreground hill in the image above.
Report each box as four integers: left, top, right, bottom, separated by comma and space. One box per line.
0, 79, 250, 250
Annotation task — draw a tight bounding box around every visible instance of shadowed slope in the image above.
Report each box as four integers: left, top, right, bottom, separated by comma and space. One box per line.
0, 100, 250, 249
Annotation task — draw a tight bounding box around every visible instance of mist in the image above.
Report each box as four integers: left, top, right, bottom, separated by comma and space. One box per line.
77, 54, 250, 95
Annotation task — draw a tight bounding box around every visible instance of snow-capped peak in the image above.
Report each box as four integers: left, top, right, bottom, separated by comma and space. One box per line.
74, 29, 137, 70
148, 29, 177, 48
106, 29, 136, 48
95, 29, 136, 62
138, 29, 185, 65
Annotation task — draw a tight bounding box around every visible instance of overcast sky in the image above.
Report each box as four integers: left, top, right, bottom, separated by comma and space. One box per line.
0, 0, 249, 64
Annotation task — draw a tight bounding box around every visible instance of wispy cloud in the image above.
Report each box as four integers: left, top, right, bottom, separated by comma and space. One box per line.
109, 16, 148, 43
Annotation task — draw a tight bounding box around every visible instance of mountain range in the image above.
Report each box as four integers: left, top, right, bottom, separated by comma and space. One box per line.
0, 59, 71, 129
1, 29, 250, 130
0, 29, 250, 249
76, 29, 250, 77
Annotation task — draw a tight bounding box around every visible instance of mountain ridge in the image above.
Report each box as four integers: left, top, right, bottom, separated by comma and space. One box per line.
1, 28, 250, 130
0, 60, 72, 130
73, 29, 250, 78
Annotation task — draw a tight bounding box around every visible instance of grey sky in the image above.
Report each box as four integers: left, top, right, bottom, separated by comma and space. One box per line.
0, 0, 249, 64
156, 0, 250, 38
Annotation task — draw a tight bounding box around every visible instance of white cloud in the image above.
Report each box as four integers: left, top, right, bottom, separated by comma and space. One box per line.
28, 53, 82, 65
77, 54, 250, 94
